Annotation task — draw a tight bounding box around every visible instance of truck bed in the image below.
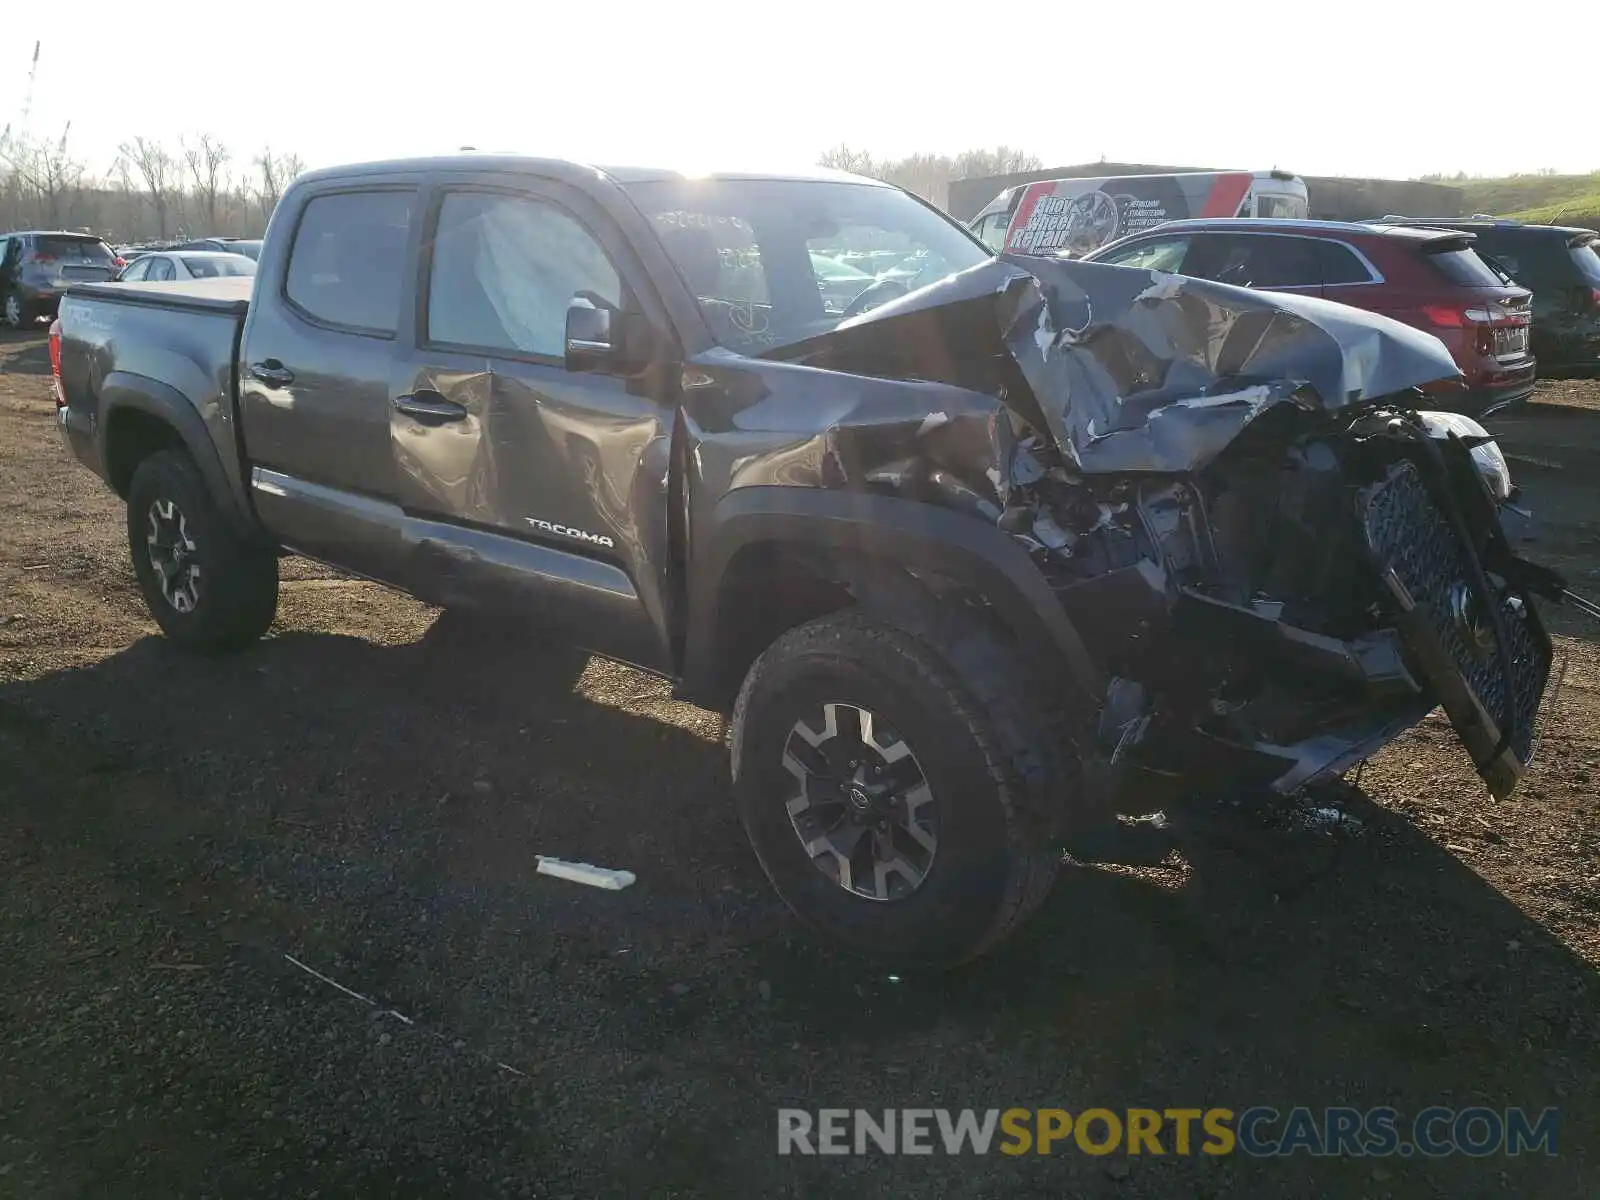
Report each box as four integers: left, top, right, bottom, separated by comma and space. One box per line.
56, 277, 255, 512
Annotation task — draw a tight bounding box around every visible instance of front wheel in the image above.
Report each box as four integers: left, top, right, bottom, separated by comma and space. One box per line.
127, 449, 279, 653
730, 610, 1066, 968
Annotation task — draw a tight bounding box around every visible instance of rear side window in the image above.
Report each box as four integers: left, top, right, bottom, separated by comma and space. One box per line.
1185, 233, 1321, 289
1317, 241, 1372, 285
1425, 246, 1505, 287
146, 257, 176, 282
285, 190, 415, 334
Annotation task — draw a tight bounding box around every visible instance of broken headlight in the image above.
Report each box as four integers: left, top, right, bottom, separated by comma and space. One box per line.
1418, 411, 1512, 501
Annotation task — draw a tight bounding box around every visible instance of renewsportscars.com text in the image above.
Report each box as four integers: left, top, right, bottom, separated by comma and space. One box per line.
776, 1106, 1558, 1158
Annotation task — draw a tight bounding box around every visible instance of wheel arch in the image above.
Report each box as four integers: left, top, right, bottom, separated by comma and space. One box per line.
681, 486, 1104, 718
99, 373, 256, 537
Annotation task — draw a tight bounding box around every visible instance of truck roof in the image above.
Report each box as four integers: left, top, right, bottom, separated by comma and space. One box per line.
292, 153, 888, 190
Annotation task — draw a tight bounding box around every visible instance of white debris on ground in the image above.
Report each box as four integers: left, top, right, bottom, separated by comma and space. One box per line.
534, 856, 637, 891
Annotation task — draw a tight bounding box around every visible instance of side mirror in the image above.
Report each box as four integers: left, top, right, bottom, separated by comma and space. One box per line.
565, 295, 617, 373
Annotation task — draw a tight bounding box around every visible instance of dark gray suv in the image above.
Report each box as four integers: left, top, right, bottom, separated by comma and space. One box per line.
0, 231, 120, 327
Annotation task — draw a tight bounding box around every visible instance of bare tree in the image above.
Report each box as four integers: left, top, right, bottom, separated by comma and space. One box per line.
816, 144, 1046, 208
117, 136, 177, 237
252, 149, 306, 220
183, 133, 231, 231
818, 144, 880, 176
0, 124, 91, 229
952, 146, 1043, 181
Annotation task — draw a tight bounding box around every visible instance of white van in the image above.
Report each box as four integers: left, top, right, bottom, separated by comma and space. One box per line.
971, 170, 1310, 257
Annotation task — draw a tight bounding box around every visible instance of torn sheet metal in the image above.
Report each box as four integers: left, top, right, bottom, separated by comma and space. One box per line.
766, 256, 1461, 474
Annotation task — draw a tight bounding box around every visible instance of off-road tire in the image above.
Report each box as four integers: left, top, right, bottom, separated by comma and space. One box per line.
127, 449, 278, 653
730, 608, 1068, 969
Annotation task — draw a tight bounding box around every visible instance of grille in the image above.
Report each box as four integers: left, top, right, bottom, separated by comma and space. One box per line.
1362, 461, 1548, 763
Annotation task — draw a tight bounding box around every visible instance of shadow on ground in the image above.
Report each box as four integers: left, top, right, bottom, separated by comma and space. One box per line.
0, 327, 50, 375
1, 610, 1594, 1197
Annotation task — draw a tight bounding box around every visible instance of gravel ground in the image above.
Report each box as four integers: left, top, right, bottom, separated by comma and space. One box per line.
1, 328, 1597, 1198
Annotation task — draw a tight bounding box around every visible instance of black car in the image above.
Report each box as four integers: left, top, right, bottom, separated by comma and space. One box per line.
0, 231, 119, 327
1380, 218, 1600, 378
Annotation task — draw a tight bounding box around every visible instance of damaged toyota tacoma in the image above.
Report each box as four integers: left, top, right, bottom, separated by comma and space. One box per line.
51, 156, 1592, 967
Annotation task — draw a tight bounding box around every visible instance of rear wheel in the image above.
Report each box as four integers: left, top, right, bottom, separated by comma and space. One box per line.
127, 449, 279, 653
730, 609, 1068, 968
2, 292, 31, 329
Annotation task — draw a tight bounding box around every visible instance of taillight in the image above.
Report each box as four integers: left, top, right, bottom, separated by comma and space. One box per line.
1420, 304, 1466, 328
48, 318, 65, 408
1590, 288, 1600, 311
114, 256, 127, 268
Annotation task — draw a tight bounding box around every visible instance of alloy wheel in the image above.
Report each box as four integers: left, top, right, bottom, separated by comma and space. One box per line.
146, 498, 201, 613
781, 701, 938, 901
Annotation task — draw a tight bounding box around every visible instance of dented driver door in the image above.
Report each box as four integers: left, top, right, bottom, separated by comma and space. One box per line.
387, 175, 674, 671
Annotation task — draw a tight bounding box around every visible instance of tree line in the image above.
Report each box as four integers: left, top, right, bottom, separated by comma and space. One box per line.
2, 130, 1046, 243
0, 126, 305, 244
816, 145, 1044, 209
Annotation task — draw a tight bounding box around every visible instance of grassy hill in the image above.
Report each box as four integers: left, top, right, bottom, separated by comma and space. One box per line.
1433, 172, 1600, 229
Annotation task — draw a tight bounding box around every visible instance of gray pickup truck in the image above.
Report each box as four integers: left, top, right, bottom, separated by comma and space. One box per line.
52, 154, 1575, 966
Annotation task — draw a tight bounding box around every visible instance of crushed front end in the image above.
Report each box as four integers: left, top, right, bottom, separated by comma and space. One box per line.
771, 256, 1573, 801
1012, 401, 1556, 801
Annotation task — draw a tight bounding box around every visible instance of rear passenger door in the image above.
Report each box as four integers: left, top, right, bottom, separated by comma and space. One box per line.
238, 180, 421, 581
385, 176, 676, 670
1180, 233, 1325, 297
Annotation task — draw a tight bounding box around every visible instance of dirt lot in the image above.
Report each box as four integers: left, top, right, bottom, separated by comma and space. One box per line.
1, 328, 1597, 1198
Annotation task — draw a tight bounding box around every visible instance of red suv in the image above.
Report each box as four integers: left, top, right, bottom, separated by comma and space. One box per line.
1084, 219, 1536, 416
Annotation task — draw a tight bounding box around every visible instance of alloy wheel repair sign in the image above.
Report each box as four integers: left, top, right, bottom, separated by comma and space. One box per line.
1004, 173, 1253, 256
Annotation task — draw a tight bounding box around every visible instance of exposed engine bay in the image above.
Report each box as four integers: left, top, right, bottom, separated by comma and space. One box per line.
762, 256, 1586, 802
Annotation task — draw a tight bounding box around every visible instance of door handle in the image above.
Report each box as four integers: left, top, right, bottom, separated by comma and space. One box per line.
249, 360, 295, 387
394, 390, 468, 424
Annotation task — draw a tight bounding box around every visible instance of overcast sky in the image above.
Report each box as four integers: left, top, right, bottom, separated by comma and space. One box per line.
3, 0, 1593, 182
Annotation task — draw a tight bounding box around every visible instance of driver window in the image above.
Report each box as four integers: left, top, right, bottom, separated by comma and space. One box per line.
427, 191, 621, 359
146, 257, 176, 282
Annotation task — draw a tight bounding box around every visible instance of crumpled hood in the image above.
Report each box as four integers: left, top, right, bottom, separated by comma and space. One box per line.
768, 255, 1462, 473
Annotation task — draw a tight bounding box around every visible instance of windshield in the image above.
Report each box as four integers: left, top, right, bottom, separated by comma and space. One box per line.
1572, 241, 1600, 287
1255, 193, 1308, 219
625, 178, 990, 351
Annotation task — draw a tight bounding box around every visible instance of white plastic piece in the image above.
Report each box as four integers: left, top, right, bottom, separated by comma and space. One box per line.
536, 856, 636, 891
